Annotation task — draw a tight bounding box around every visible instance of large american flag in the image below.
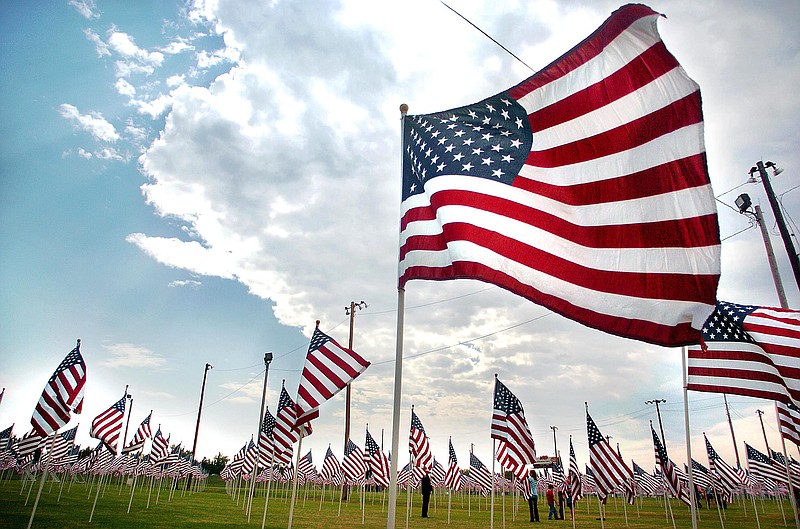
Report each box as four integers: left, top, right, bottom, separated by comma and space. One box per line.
651, 424, 690, 505
46, 425, 78, 462
30, 341, 86, 437
295, 326, 370, 427
365, 427, 390, 487
632, 461, 658, 495
90, 393, 127, 454
777, 401, 800, 446
746, 442, 787, 485
409, 409, 433, 470
398, 4, 720, 348
491, 377, 536, 478
586, 411, 633, 499
687, 301, 800, 406
444, 437, 462, 491
273, 385, 299, 465
0, 425, 12, 451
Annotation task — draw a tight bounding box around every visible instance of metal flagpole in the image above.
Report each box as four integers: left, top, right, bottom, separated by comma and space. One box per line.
387, 102, 409, 529
723, 395, 742, 468
490, 439, 496, 529
287, 427, 305, 529
682, 346, 698, 529
260, 443, 277, 529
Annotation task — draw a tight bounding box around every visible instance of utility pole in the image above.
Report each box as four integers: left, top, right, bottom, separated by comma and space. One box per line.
247, 352, 273, 521
191, 363, 213, 465
550, 425, 559, 462
723, 395, 741, 467
645, 399, 667, 449
750, 160, 800, 291
735, 194, 789, 308
342, 300, 366, 501
756, 409, 770, 453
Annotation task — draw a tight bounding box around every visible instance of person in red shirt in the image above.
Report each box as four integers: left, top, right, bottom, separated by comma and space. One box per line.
546, 484, 557, 520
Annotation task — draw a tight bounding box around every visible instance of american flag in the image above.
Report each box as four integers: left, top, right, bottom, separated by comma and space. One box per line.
651, 424, 690, 505
365, 427, 390, 487
242, 437, 257, 476
297, 449, 315, 479
777, 401, 800, 446
409, 409, 433, 470
0, 425, 12, 451
47, 425, 78, 461
398, 4, 720, 348
150, 427, 169, 464
122, 411, 152, 454
615, 443, 636, 505
688, 458, 712, 489
568, 436, 582, 501
468, 452, 493, 495
687, 301, 800, 406
30, 341, 86, 437
258, 407, 276, 468
746, 443, 787, 484
632, 461, 658, 494
431, 457, 446, 487
444, 437, 462, 491
90, 394, 127, 453
295, 325, 370, 427
342, 438, 367, 485
491, 377, 536, 478
703, 434, 743, 496
320, 445, 342, 486
273, 385, 299, 465
771, 450, 800, 483
586, 411, 632, 500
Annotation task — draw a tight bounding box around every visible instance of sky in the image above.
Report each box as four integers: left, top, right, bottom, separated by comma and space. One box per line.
1, 0, 799, 476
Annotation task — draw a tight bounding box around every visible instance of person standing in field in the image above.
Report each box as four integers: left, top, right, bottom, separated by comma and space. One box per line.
546, 484, 557, 520
421, 473, 433, 518
528, 469, 540, 522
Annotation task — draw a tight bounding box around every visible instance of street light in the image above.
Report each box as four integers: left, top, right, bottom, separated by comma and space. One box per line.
735, 193, 789, 308
748, 160, 800, 291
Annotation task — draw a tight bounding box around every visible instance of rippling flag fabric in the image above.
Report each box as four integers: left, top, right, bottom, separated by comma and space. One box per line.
398, 4, 720, 347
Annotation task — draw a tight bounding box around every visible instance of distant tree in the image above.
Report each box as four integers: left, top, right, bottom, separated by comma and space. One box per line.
202, 452, 229, 475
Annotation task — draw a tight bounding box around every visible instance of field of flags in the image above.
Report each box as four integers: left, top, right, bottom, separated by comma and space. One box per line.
2, 2, 800, 529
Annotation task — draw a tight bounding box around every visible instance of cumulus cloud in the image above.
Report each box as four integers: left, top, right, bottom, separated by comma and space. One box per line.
58, 103, 119, 142
83, 29, 110, 56
168, 279, 202, 289
101, 342, 167, 368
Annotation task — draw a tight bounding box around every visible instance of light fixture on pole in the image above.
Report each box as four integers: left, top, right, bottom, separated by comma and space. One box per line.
735, 193, 789, 308
748, 160, 800, 291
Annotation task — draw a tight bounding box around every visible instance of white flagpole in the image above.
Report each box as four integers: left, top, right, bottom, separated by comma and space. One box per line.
774, 402, 800, 528
490, 439, 496, 529
287, 428, 305, 529
682, 346, 699, 529
26, 431, 58, 529
261, 444, 276, 529
387, 102, 409, 529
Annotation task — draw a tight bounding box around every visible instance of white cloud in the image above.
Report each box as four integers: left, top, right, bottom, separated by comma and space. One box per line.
168, 279, 202, 289
115, 78, 136, 97
101, 342, 167, 369
58, 103, 119, 142
83, 28, 110, 57
68, 0, 99, 20
107, 29, 164, 67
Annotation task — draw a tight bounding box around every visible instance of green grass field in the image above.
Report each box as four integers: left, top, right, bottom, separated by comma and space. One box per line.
0, 474, 792, 529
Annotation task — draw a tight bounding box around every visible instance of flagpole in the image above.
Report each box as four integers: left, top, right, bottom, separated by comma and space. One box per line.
26, 429, 58, 529
261, 444, 276, 529
774, 403, 800, 527
490, 438, 496, 529
287, 428, 305, 529
681, 346, 698, 529
387, 102, 409, 529
90, 385, 128, 522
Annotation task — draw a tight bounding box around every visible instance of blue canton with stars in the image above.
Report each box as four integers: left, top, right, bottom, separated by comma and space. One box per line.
701, 301, 759, 343
402, 93, 532, 201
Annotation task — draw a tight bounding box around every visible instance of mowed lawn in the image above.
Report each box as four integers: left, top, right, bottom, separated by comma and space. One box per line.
0, 475, 793, 529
